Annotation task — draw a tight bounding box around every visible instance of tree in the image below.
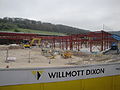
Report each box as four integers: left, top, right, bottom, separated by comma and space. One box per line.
14, 29, 20, 32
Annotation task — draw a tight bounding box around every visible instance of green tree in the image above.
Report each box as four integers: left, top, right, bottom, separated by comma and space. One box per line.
14, 29, 20, 32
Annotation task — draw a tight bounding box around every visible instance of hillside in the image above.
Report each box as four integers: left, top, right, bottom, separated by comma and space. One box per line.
0, 17, 90, 35
109, 31, 120, 36
0, 28, 66, 36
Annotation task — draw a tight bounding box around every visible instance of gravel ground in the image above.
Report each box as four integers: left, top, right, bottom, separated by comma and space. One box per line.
0, 45, 120, 69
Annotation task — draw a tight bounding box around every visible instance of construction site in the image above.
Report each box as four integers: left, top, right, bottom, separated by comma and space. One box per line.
0, 30, 120, 68
0, 30, 120, 90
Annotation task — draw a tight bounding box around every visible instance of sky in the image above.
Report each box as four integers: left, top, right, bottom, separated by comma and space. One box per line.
0, 0, 120, 31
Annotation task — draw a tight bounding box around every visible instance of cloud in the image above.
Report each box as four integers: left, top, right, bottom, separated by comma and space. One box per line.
0, 0, 120, 31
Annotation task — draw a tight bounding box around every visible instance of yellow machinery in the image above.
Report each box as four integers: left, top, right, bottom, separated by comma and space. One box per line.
23, 38, 41, 48
30, 38, 41, 46
23, 44, 30, 48
62, 51, 72, 59
22, 39, 30, 48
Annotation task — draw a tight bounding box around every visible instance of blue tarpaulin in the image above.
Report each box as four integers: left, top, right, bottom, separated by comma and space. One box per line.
112, 34, 120, 41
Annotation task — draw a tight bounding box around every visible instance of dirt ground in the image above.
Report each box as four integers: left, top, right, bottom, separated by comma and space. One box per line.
0, 45, 120, 69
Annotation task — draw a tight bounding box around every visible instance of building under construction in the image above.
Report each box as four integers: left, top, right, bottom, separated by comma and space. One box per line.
0, 30, 119, 52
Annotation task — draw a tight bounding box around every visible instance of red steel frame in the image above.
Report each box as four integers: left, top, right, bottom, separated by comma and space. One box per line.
0, 31, 117, 52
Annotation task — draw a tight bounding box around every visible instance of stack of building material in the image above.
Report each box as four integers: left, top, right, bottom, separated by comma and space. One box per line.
0, 45, 8, 50
8, 44, 21, 49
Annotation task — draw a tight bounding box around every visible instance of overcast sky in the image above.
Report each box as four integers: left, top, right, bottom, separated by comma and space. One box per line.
0, 0, 120, 31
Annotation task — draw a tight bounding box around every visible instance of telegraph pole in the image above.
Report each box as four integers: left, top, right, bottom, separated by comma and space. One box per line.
103, 24, 105, 30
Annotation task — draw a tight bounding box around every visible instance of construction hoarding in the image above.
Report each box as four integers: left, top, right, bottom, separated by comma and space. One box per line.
0, 63, 120, 86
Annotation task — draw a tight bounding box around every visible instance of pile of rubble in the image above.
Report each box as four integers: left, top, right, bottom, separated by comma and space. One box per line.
8, 44, 21, 49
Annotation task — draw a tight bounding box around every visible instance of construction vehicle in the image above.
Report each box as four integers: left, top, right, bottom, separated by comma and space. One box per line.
111, 42, 118, 50
22, 39, 30, 48
61, 51, 72, 59
22, 38, 41, 48
30, 38, 41, 46
103, 42, 119, 55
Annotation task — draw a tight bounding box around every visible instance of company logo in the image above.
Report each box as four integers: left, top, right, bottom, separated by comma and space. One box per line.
48, 68, 104, 78
32, 71, 44, 80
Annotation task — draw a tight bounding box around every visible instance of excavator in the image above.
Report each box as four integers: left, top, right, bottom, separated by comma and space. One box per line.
30, 38, 41, 46
22, 39, 30, 48
22, 38, 41, 48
